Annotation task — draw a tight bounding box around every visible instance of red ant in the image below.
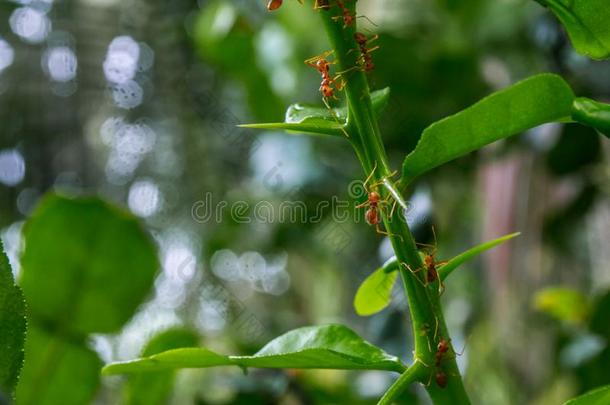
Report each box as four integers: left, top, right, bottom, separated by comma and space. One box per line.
331, 1, 377, 28
435, 338, 450, 367
415, 338, 450, 388
304, 51, 344, 100
433, 337, 464, 388
353, 32, 379, 73
416, 319, 466, 389
266, 0, 303, 11
355, 164, 401, 239
304, 51, 352, 137
333, 0, 355, 27
404, 228, 447, 295
416, 336, 452, 389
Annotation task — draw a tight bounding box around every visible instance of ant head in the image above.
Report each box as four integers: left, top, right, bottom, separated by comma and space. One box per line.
364, 60, 375, 72
423, 254, 434, 267
437, 339, 449, 353
316, 59, 330, 72
354, 32, 367, 44
369, 191, 381, 203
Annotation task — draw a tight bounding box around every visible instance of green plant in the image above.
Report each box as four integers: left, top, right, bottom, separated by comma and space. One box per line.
7, 194, 160, 405
102, 1, 610, 404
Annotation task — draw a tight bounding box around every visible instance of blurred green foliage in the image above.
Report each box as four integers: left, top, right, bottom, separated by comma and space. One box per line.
16, 195, 159, 404
533, 287, 590, 325
0, 241, 25, 397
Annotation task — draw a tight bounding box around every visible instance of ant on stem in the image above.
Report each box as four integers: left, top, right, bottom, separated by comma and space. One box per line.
333, 0, 355, 27
304, 50, 351, 137
432, 336, 466, 388
355, 163, 402, 240
353, 32, 379, 73
416, 323, 464, 389
332, 1, 377, 28
304, 51, 344, 100
403, 227, 447, 295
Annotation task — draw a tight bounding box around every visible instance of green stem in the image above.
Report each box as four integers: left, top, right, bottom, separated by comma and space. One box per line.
319, 3, 470, 404
378, 361, 427, 405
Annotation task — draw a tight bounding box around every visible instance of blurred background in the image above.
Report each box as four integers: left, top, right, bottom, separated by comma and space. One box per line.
0, 0, 609, 404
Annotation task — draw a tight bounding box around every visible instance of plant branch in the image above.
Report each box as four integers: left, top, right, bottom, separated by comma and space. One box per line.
377, 361, 426, 405
318, 3, 471, 404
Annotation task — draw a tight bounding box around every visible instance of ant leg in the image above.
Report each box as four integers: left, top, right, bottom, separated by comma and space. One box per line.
413, 353, 430, 368
416, 242, 436, 251
304, 50, 334, 66
438, 280, 446, 296
401, 262, 427, 288
331, 76, 346, 91
389, 199, 398, 218
334, 67, 358, 80
369, 170, 398, 189
362, 162, 378, 189
322, 97, 350, 138
355, 201, 370, 209
375, 224, 404, 242
377, 197, 395, 217
446, 333, 469, 359
356, 14, 378, 27
367, 45, 380, 54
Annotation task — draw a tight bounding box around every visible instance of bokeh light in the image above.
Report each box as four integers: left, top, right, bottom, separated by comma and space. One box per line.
0, 149, 26, 186
0, 39, 15, 73
9, 7, 51, 44
42, 46, 77, 82
128, 179, 162, 218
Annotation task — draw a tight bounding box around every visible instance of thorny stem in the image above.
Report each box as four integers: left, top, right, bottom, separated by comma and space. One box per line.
318, 2, 471, 404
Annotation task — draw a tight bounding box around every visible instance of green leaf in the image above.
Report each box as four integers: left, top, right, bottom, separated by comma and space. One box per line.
240, 88, 390, 137
572, 97, 610, 138
438, 233, 521, 281
536, 0, 610, 60
125, 328, 200, 405
533, 287, 590, 324
563, 384, 610, 405
20, 194, 159, 334
354, 257, 399, 316
103, 324, 406, 375
0, 240, 26, 395
401, 74, 575, 184
16, 324, 102, 405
